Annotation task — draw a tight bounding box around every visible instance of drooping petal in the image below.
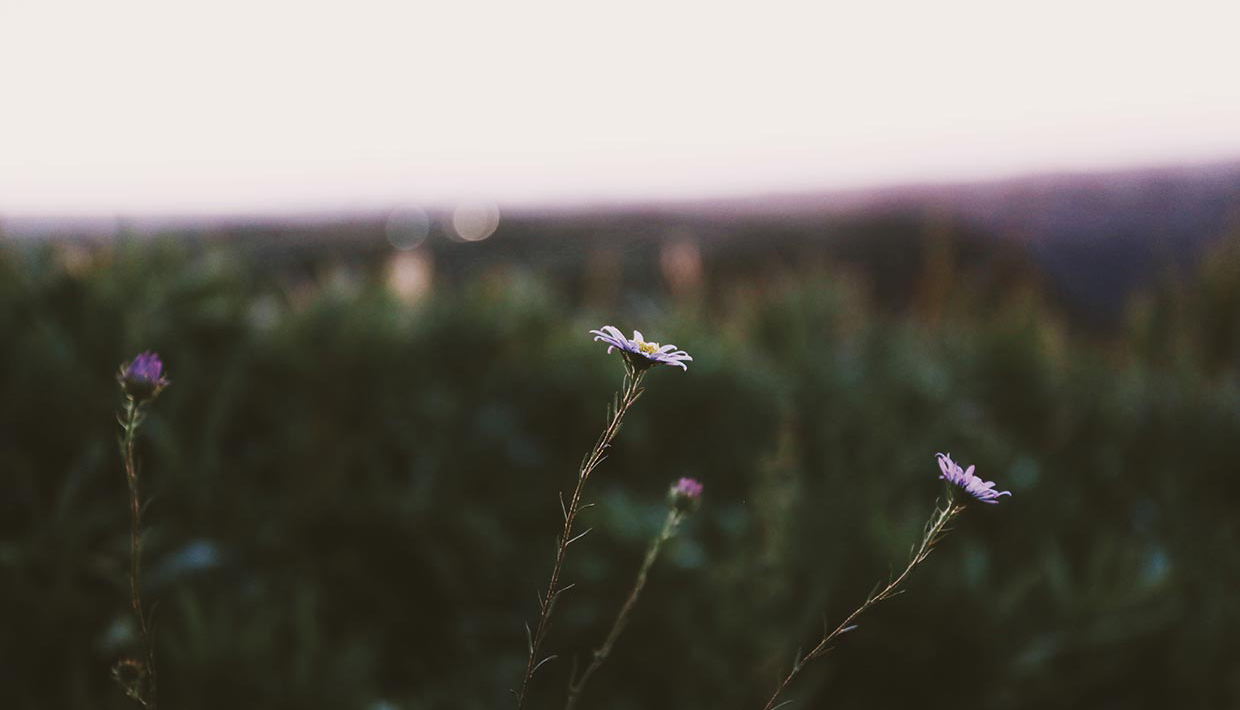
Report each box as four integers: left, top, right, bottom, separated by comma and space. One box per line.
935, 453, 1010, 504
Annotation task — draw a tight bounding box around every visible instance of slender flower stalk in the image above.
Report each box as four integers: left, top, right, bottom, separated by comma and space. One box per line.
515, 328, 690, 709
760, 453, 1008, 710
113, 352, 169, 709
564, 478, 703, 710
759, 496, 963, 710
515, 368, 646, 709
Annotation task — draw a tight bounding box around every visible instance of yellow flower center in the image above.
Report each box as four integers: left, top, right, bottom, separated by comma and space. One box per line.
636, 340, 660, 355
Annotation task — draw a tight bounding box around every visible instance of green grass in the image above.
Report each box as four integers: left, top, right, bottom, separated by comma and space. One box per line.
2, 236, 1238, 709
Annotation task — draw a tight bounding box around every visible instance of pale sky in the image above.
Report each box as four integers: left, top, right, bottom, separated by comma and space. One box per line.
2, 0, 1239, 216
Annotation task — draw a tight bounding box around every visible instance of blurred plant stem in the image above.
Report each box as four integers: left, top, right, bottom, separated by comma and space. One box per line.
515, 368, 647, 710
760, 496, 965, 710
565, 507, 684, 710
117, 398, 158, 709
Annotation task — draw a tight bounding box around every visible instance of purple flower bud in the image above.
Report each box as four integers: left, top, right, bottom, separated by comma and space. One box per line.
668, 477, 704, 512
119, 351, 169, 402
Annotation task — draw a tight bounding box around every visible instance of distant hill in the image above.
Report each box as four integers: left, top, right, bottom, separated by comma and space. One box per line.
496, 160, 1240, 322
840, 162, 1240, 320
5, 160, 1240, 323
526, 160, 1240, 321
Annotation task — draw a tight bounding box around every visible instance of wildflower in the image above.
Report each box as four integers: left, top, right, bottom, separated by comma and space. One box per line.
119, 351, 169, 402
590, 326, 692, 371
936, 453, 1010, 504
668, 476, 704, 512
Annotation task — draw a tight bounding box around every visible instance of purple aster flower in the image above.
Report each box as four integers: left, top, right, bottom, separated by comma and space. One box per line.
590, 326, 692, 371
668, 476, 704, 512
119, 351, 169, 402
936, 453, 1010, 504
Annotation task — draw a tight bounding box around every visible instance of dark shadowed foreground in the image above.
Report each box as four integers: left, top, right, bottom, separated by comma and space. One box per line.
2, 229, 1239, 709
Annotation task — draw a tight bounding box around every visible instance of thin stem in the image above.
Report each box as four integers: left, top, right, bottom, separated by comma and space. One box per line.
564, 508, 682, 710
515, 368, 647, 709
120, 398, 158, 709
760, 498, 964, 710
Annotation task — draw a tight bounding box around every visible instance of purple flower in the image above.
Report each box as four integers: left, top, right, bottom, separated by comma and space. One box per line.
673, 477, 703, 499
936, 453, 1010, 504
590, 326, 692, 371
119, 351, 169, 402
668, 476, 704, 512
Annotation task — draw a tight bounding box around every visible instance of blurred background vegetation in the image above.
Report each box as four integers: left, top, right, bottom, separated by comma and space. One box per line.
3, 206, 1240, 709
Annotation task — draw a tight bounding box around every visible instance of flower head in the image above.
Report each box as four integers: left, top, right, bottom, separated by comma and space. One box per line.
936, 453, 1010, 504
590, 326, 692, 371
119, 351, 169, 402
668, 476, 704, 512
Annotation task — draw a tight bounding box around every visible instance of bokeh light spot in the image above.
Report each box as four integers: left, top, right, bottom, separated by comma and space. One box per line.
450, 201, 500, 242
386, 250, 435, 304
385, 205, 431, 250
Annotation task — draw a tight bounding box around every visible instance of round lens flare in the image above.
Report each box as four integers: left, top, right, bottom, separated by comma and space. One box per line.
450, 201, 500, 242
385, 205, 431, 250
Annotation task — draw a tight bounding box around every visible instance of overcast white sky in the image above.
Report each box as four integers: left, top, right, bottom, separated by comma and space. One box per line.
2, 0, 1239, 216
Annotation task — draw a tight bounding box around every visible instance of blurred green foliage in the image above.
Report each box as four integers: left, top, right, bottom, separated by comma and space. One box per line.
2, 234, 1239, 709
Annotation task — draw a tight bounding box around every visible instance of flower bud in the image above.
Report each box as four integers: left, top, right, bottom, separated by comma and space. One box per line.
118, 352, 169, 402
667, 477, 703, 513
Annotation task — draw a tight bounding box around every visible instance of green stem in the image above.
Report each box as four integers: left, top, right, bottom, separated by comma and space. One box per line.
759, 498, 964, 710
515, 369, 647, 710
564, 508, 682, 710
121, 399, 158, 709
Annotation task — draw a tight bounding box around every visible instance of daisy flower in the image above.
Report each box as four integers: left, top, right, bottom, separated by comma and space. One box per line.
590, 326, 692, 371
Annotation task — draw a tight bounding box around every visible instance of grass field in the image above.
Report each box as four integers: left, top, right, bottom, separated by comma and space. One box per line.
3, 232, 1239, 709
